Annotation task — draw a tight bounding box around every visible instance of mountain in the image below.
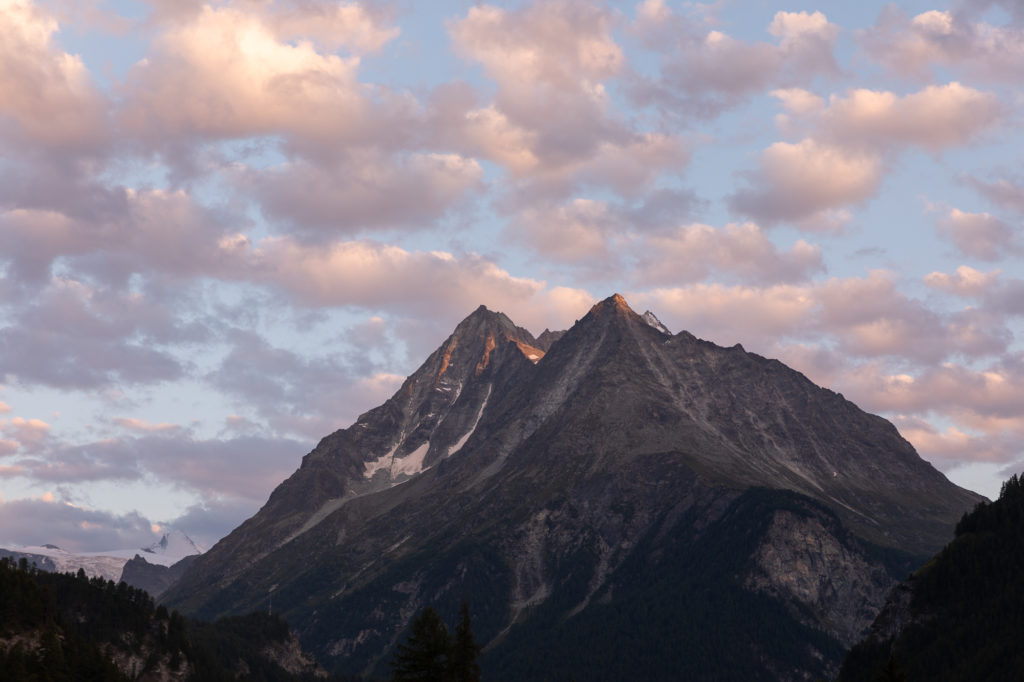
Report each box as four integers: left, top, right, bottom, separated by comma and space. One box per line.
119, 553, 199, 600
163, 294, 981, 680
0, 530, 203, 582
838, 473, 1024, 681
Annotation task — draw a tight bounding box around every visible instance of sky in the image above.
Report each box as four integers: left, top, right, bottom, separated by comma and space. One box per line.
1, 0, 1023, 553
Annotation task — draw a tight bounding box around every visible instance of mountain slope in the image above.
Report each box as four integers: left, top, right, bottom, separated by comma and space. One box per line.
838, 473, 1024, 681
164, 295, 981, 679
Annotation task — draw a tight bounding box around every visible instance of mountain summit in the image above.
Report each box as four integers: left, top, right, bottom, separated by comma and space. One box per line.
165, 295, 981, 680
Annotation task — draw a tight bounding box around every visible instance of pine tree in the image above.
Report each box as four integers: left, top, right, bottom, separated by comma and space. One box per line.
391, 606, 452, 681
449, 601, 481, 682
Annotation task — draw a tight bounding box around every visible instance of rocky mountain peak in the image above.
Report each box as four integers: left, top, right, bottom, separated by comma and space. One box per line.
586, 292, 639, 321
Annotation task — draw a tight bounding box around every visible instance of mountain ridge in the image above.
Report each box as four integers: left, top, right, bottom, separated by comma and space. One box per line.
164, 294, 982, 679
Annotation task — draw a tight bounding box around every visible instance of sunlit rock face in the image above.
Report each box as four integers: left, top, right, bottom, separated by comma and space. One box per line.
164, 294, 981, 681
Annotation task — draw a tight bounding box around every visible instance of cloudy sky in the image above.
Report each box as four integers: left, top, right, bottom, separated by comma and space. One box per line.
1, 0, 1022, 552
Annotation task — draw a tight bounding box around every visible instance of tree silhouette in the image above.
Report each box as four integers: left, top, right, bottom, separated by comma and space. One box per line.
449, 602, 481, 682
390, 603, 482, 682
391, 606, 452, 681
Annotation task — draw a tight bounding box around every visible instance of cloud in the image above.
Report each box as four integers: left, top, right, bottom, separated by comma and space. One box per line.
450, 1, 622, 94
262, 1, 399, 54
936, 208, 1019, 260
629, 10, 840, 118
892, 415, 1016, 466
858, 7, 1024, 82
160, 497, 262, 552
8, 432, 307, 508
814, 271, 1009, 361
229, 235, 593, 333
0, 496, 156, 553
924, 265, 1002, 296
206, 328, 405, 439
637, 222, 824, 285
731, 83, 1002, 227
632, 284, 816, 344
0, 417, 51, 453
965, 173, 1024, 213
634, 271, 1011, 364
238, 152, 484, 238
118, 3, 400, 151
0, 188, 239, 285
0, 278, 185, 390
0, 0, 108, 151
509, 199, 624, 268
112, 417, 181, 433
818, 82, 1003, 152
728, 139, 882, 228
508, 204, 822, 287
447, 0, 686, 198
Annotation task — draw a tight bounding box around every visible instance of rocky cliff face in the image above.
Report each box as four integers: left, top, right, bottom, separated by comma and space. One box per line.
745, 508, 896, 648
164, 294, 981, 680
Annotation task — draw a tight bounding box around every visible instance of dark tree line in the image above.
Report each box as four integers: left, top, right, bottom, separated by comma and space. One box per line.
839, 473, 1024, 681
0, 557, 331, 681
391, 602, 481, 682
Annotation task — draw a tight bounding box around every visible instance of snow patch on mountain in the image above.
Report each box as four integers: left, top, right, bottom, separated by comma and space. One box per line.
449, 385, 492, 456
364, 439, 402, 480
642, 310, 671, 335
392, 442, 429, 478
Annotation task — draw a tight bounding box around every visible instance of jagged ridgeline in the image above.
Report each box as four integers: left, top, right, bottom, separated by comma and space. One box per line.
0, 558, 326, 680
163, 294, 982, 681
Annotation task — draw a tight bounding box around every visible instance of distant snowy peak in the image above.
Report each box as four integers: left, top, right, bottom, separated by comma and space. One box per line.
143, 530, 204, 559
1, 530, 203, 582
642, 310, 671, 335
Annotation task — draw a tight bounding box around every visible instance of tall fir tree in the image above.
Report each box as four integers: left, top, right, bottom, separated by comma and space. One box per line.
449, 602, 481, 682
391, 606, 452, 681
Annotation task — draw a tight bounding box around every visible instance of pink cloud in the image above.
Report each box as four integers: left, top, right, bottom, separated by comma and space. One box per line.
0, 497, 156, 553
237, 152, 484, 237
630, 10, 840, 118
0, 278, 187, 389
732, 83, 1002, 227
1, 417, 51, 453
509, 199, 623, 268
634, 271, 1011, 365
447, 1, 685, 197
0, 188, 239, 285
638, 222, 824, 285
729, 139, 882, 228
858, 7, 1024, 82
632, 284, 816, 344
924, 265, 1002, 296
0, 0, 109, 151
112, 417, 181, 433
450, 2, 622, 93
820, 83, 1002, 151
936, 208, 1019, 260
118, 4, 401, 151
965, 174, 1024, 214
891, 416, 1014, 466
